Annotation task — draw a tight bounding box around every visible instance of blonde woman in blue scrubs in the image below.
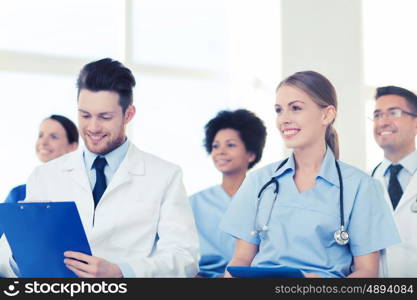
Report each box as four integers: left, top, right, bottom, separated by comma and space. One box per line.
190, 109, 267, 277
220, 71, 401, 278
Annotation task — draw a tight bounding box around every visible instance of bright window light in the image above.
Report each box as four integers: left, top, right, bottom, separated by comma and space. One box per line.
0, 0, 125, 59
0, 0, 281, 199
363, 0, 417, 171
0, 72, 77, 200
132, 0, 228, 71
363, 0, 417, 89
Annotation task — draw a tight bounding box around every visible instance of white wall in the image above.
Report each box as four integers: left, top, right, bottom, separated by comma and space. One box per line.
280, 0, 366, 168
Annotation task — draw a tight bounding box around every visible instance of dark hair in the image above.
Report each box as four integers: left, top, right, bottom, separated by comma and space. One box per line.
76, 58, 136, 113
375, 85, 417, 113
48, 115, 79, 144
277, 71, 339, 160
204, 109, 267, 169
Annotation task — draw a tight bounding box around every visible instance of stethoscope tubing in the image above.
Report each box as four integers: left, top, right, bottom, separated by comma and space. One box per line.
253, 158, 347, 245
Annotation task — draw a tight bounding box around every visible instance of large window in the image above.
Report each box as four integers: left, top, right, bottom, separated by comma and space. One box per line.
0, 1, 281, 199
0, 0, 125, 59
0, 72, 76, 197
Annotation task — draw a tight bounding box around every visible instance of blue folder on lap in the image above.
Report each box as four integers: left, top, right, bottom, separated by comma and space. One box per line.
227, 266, 304, 278
0, 202, 91, 278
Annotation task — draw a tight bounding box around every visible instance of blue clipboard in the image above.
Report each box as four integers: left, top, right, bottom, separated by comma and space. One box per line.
0, 202, 91, 278
227, 266, 304, 278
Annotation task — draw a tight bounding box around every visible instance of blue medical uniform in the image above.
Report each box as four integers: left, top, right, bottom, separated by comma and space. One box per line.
220, 149, 401, 277
4, 184, 26, 204
1, 184, 26, 236
190, 185, 235, 277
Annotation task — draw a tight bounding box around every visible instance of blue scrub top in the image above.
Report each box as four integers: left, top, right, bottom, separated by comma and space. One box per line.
2, 184, 26, 236
4, 184, 26, 204
190, 185, 235, 278
220, 149, 401, 277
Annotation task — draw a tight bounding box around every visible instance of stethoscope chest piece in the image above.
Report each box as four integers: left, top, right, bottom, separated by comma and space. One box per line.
411, 201, 417, 213
334, 226, 349, 245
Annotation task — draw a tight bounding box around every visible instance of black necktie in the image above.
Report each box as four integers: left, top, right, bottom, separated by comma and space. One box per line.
92, 157, 107, 208
388, 164, 403, 210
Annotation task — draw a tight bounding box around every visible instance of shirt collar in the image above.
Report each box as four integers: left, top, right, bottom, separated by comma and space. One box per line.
272, 147, 339, 187
84, 138, 130, 172
382, 149, 417, 176
316, 148, 340, 187
272, 155, 295, 178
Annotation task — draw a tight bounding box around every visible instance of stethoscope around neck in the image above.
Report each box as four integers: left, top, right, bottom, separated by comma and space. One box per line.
250, 158, 350, 246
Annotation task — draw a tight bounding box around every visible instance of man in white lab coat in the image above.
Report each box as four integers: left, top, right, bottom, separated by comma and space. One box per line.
371, 86, 417, 277
0, 58, 199, 277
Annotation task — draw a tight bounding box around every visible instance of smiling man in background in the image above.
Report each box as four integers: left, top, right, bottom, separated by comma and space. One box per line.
371, 85, 417, 277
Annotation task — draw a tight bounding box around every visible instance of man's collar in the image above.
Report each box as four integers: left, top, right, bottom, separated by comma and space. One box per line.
83, 138, 130, 172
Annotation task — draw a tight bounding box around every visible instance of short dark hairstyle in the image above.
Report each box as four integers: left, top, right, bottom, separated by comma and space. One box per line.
375, 85, 417, 113
76, 58, 136, 113
48, 114, 79, 144
204, 109, 267, 169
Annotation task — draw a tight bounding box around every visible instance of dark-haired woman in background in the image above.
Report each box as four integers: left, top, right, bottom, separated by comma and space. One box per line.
4, 115, 78, 203
189, 109, 267, 278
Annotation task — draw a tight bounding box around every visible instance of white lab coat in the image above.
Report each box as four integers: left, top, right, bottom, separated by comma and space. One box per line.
0, 143, 199, 277
374, 166, 417, 277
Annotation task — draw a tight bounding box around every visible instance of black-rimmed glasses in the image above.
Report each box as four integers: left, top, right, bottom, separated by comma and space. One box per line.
372, 107, 417, 121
